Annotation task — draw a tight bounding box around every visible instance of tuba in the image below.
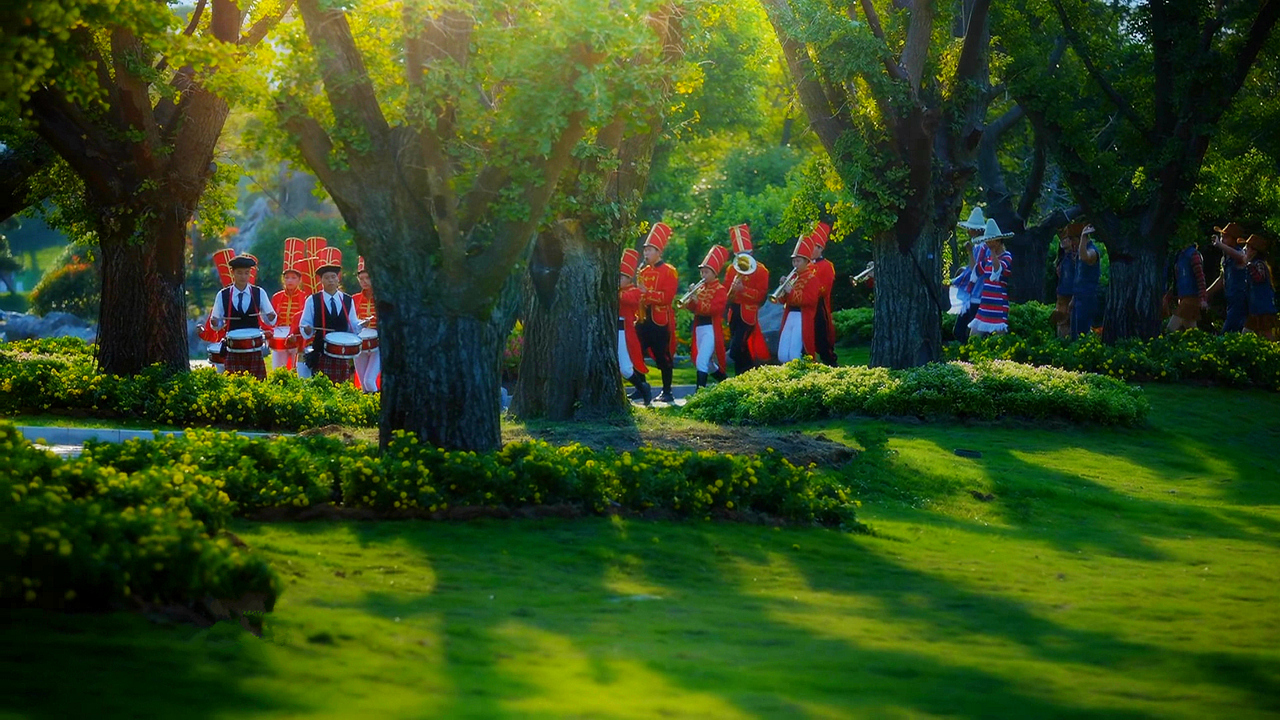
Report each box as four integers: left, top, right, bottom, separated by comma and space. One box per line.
732, 253, 758, 275
678, 279, 707, 308
769, 270, 798, 303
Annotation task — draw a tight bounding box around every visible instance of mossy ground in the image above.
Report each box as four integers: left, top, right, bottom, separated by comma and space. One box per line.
3, 374, 1279, 718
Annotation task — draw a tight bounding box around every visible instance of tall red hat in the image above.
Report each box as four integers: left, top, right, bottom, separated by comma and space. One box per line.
619, 248, 641, 276
644, 222, 673, 253
810, 220, 833, 248
728, 224, 752, 254
700, 245, 731, 274
357, 256, 367, 274
282, 262, 303, 277
792, 235, 817, 260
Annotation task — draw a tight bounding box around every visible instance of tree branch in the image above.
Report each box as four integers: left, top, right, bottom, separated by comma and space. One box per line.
296, 0, 390, 153
954, 0, 992, 83
761, 0, 853, 161
987, 103, 1024, 140
1225, 0, 1280, 100
1050, 0, 1152, 137
242, 0, 294, 47
1017, 128, 1047, 220
0, 138, 57, 221
900, 0, 936, 94
857, 0, 908, 83
156, 0, 208, 74
111, 27, 163, 176
25, 88, 124, 201
277, 98, 356, 210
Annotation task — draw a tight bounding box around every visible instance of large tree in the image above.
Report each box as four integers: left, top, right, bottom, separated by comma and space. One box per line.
0, 0, 288, 373
1004, 0, 1280, 340
762, 0, 994, 368
267, 0, 678, 450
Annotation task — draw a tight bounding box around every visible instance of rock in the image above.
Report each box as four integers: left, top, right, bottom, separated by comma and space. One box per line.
50, 325, 96, 342
1, 312, 42, 340
0, 311, 96, 343
42, 311, 89, 331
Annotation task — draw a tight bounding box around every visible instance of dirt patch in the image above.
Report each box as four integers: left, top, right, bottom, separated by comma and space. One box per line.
505, 423, 856, 468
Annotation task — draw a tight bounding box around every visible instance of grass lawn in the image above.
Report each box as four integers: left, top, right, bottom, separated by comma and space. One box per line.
3, 383, 1279, 718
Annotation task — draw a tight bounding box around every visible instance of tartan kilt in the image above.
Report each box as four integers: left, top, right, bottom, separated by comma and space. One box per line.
224, 347, 267, 380
313, 351, 355, 384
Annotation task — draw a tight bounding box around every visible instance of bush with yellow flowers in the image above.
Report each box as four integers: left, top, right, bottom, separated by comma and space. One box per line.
684, 358, 1149, 426
0, 421, 280, 612
949, 327, 1280, 390
0, 338, 378, 431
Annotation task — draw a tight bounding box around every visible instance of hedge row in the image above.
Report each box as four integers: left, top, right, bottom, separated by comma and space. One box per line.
0, 423, 280, 612
832, 302, 1054, 346
831, 308, 875, 344
948, 326, 1280, 391
0, 340, 378, 431
682, 359, 1149, 425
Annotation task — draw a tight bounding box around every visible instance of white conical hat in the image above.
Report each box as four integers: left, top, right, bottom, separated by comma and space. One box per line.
979, 218, 1014, 241
957, 207, 986, 230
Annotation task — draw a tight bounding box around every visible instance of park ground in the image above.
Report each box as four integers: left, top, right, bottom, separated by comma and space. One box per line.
2, 380, 1279, 719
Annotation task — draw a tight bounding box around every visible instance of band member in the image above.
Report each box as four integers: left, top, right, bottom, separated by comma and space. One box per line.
618, 248, 652, 405
684, 245, 730, 391
1243, 234, 1277, 340
950, 207, 988, 343
636, 223, 679, 403
270, 263, 307, 372
1208, 222, 1249, 333
1166, 238, 1208, 332
968, 220, 1014, 339
299, 258, 361, 383
775, 235, 822, 363
809, 218, 838, 366
208, 254, 277, 380
353, 256, 380, 393
1072, 225, 1102, 338
723, 224, 770, 375
1052, 223, 1084, 338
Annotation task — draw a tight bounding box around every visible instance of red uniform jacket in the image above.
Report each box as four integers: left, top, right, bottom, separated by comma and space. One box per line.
355, 290, 377, 329
272, 288, 307, 335
688, 279, 727, 373
782, 267, 822, 359
618, 285, 648, 375
638, 261, 679, 357
814, 257, 837, 341
725, 261, 771, 362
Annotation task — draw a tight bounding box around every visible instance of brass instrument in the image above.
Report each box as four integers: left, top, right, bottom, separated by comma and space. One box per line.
769, 270, 798, 303
732, 253, 758, 275
850, 261, 875, 287
678, 279, 707, 308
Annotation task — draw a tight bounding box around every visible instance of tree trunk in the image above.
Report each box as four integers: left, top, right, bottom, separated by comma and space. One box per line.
1102, 239, 1163, 342
96, 214, 190, 376
870, 228, 945, 369
512, 221, 626, 420
1004, 226, 1055, 304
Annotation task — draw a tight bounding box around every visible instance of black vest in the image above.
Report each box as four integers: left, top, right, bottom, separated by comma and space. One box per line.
220, 285, 262, 331
309, 292, 355, 355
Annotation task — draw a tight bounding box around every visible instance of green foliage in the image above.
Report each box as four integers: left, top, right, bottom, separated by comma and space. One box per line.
28, 245, 99, 318
247, 212, 358, 294
0, 234, 21, 275
832, 307, 875, 344
949, 328, 1280, 391
683, 359, 1149, 426
0, 339, 378, 431
0, 421, 280, 611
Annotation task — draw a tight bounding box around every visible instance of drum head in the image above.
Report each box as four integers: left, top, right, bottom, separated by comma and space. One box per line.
325, 331, 361, 346
359, 328, 378, 340
207, 343, 222, 353
227, 328, 264, 341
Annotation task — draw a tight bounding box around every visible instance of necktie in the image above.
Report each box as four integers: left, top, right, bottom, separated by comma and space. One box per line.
329, 296, 338, 318
237, 291, 246, 314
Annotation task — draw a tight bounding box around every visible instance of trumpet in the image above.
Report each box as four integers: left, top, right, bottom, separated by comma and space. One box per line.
769, 270, 798, 303
850, 261, 875, 287
678, 279, 707, 308
732, 253, 758, 275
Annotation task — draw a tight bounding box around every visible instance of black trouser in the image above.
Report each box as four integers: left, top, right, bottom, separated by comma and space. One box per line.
814, 298, 838, 366
954, 304, 979, 343
637, 319, 674, 392
728, 310, 756, 376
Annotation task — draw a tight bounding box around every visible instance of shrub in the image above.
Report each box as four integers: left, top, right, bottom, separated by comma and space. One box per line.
0, 422, 280, 611
29, 254, 99, 319
683, 359, 1149, 425
949, 327, 1280, 391
831, 307, 874, 344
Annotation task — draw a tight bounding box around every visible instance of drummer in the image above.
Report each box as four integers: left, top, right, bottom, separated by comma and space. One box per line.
270, 262, 307, 372
298, 259, 361, 384
353, 256, 380, 393
209, 254, 276, 380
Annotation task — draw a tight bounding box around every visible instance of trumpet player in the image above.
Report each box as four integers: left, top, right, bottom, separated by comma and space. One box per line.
618, 248, 653, 405
724, 224, 771, 375
775, 235, 822, 363
637, 223, 680, 403
683, 245, 730, 391
809, 217, 839, 366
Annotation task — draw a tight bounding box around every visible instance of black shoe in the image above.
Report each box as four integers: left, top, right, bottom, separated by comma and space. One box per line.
628, 387, 644, 401
711, 371, 727, 382
696, 371, 708, 389
656, 390, 675, 403
639, 381, 653, 406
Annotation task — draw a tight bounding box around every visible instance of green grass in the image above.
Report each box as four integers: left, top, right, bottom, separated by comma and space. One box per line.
3, 383, 1279, 718
15, 243, 68, 293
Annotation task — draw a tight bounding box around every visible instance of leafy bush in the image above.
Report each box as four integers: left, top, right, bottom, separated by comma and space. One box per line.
0, 340, 378, 431
29, 245, 99, 319
948, 327, 1280, 390
683, 359, 1149, 426
832, 308, 874, 344
0, 422, 280, 611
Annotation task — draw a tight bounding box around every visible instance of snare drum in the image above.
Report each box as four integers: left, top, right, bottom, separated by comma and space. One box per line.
269, 326, 299, 351
225, 328, 267, 353
207, 342, 226, 365
323, 331, 362, 359
359, 328, 379, 353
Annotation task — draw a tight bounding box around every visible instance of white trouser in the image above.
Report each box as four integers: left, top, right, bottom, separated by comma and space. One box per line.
617, 326, 634, 378
694, 324, 715, 373
779, 311, 805, 363
354, 349, 380, 392
297, 353, 312, 378
271, 349, 296, 372
212, 362, 225, 374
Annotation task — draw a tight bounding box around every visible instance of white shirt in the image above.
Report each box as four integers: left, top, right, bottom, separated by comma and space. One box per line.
299, 290, 361, 338
210, 284, 276, 329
